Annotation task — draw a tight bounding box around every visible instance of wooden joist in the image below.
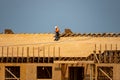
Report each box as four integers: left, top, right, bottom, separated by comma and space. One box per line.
54, 61, 94, 64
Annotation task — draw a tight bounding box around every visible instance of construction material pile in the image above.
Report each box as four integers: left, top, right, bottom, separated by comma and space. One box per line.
60, 29, 120, 37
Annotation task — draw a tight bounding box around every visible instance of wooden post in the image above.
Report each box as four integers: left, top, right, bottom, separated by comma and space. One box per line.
11, 47, 13, 63
109, 44, 112, 63
104, 44, 107, 63
95, 65, 97, 80
111, 44, 112, 50
6, 47, 9, 62
114, 44, 117, 63
22, 47, 24, 62
94, 44, 96, 62
61, 64, 67, 80
43, 46, 45, 63
95, 44, 96, 51
58, 47, 60, 60
116, 44, 117, 50
33, 46, 34, 63
17, 47, 19, 63
99, 44, 102, 63
27, 47, 29, 63
90, 64, 93, 80
38, 47, 40, 63
94, 44, 99, 63
7, 47, 9, 57
1, 46, 4, 62
58, 47, 61, 68
53, 47, 55, 61
48, 46, 50, 63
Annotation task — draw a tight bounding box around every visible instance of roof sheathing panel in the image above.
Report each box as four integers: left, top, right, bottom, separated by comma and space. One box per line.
0, 33, 120, 57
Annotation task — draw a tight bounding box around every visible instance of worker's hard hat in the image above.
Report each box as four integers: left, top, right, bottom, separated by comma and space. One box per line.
55, 26, 58, 28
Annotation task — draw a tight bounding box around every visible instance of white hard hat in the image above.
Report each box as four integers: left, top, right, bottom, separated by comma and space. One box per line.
55, 26, 58, 28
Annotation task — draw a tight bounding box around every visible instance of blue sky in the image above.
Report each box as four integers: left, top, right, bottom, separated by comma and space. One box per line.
0, 0, 120, 33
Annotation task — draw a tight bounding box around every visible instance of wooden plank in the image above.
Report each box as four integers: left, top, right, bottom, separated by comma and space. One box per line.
96, 63, 113, 66
104, 44, 107, 63
27, 47, 29, 62
22, 47, 24, 63
53, 47, 55, 61
5, 68, 18, 79
99, 44, 102, 63
5, 78, 20, 79
54, 61, 94, 64
58, 47, 60, 60
94, 52, 99, 63
95, 65, 97, 80
48, 46, 50, 63
114, 44, 118, 63
33, 46, 34, 62
38, 47, 40, 63
17, 47, 19, 63
99, 68, 112, 80
6, 47, 9, 62
43, 46, 45, 63
1, 46, 4, 62
11, 47, 13, 63
90, 64, 93, 80
94, 44, 96, 62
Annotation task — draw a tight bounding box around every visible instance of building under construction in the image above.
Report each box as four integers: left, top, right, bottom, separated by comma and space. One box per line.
0, 29, 120, 80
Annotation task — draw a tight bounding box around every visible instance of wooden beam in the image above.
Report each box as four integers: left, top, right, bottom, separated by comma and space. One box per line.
61, 64, 68, 80
11, 47, 13, 63
114, 44, 118, 63
58, 47, 60, 60
5, 68, 18, 79
99, 44, 102, 63
53, 47, 55, 61
43, 46, 45, 63
104, 44, 107, 63
95, 53, 100, 63
33, 46, 34, 62
17, 47, 19, 63
95, 65, 97, 80
90, 64, 93, 80
22, 47, 24, 63
54, 61, 94, 64
5, 78, 20, 80
48, 46, 50, 63
94, 44, 97, 63
38, 47, 40, 63
27, 47, 29, 62
1, 46, 4, 62
99, 68, 112, 80
6, 47, 9, 62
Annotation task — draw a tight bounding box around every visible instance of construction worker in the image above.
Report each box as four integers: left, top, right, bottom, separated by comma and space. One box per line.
54, 26, 60, 41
